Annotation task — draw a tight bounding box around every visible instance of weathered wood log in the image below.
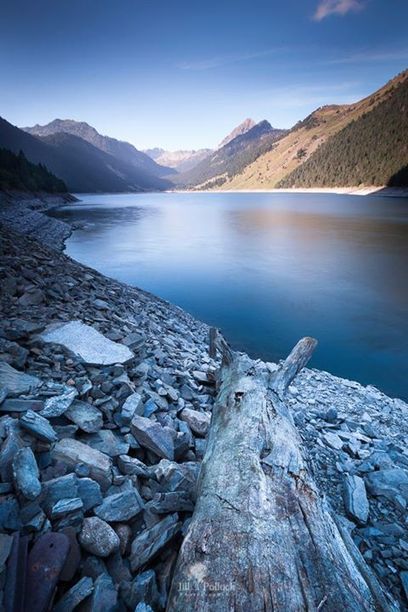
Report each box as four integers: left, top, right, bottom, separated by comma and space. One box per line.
167, 332, 397, 611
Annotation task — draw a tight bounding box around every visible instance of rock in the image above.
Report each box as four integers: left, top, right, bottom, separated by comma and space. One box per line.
52, 439, 112, 489
12, 447, 41, 500
82, 430, 128, 457
89, 573, 118, 611
130, 513, 181, 572
50, 497, 83, 519
19, 287, 44, 306
0, 361, 40, 397
40, 387, 78, 418
65, 400, 103, 433
323, 432, 343, 450
59, 527, 81, 582
20, 410, 58, 443
42, 474, 78, 513
94, 489, 144, 522
77, 477, 103, 511
131, 415, 174, 460
79, 517, 120, 557
0, 398, 44, 413
401, 572, 408, 602
0, 427, 24, 482
366, 468, 408, 502
180, 408, 211, 437
0, 495, 21, 530
120, 392, 144, 423
343, 475, 369, 525
114, 524, 132, 556
53, 576, 94, 612
123, 570, 160, 610
0, 338, 28, 369
40, 320, 134, 365
117, 455, 150, 478
147, 491, 194, 514
324, 407, 338, 423
0, 533, 13, 571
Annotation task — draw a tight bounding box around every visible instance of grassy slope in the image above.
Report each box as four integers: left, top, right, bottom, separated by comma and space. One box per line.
214, 69, 408, 190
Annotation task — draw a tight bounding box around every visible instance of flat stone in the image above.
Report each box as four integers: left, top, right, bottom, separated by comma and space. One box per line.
40, 386, 78, 418
12, 447, 41, 500
65, 400, 103, 433
50, 497, 83, 519
147, 491, 194, 514
0, 398, 44, 413
343, 475, 369, 525
94, 489, 144, 522
19, 287, 44, 306
0, 361, 40, 397
180, 408, 211, 437
42, 474, 78, 513
366, 468, 408, 502
117, 455, 150, 477
130, 513, 181, 572
121, 392, 144, 423
131, 415, 174, 460
52, 439, 112, 489
77, 477, 103, 511
323, 432, 343, 450
79, 517, 120, 557
53, 576, 94, 612
40, 320, 134, 365
20, 410, 58, 443
81, 430, 129, 457
123, 570, 160, 611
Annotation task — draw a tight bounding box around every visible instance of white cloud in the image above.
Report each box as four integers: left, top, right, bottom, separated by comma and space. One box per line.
313, 0, 365, 21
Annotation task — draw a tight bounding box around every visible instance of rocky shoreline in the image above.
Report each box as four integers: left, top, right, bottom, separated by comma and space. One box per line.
0, 195, 407, 609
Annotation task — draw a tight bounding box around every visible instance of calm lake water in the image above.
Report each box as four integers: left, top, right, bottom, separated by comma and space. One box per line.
51, 192, 408, 400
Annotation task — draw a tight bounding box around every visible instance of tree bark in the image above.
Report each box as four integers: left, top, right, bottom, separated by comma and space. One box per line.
167, 334, 397, 611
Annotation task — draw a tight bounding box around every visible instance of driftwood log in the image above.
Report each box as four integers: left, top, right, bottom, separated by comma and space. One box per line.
167, 332, 397, 611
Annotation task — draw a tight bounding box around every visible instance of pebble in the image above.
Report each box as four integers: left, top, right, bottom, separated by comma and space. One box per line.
79, 517, 120, 557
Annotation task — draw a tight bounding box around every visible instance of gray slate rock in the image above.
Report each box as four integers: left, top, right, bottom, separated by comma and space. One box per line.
12, 447, 41, 500
343, 474, 369, 525
81, 430, 129, 457
366, 468, 408, 502
65, 400, 103, 433
121, 392, 144, 423
0, 361, 40, 397
53, 576, 94, 612
40, 320, 134, 365
180, 408, 211, 437
77, 477, 103, 511
79, 517, 120, 557
94, 489, 144, 522
131, 415, 174, 460
40, 386, 78, 418
130, 513, 181, 572
20, 410, 58, 443
0, 398, 44, 413
52, 439, 112, 489
89, 573, 118, 611
51, 497, 84, 519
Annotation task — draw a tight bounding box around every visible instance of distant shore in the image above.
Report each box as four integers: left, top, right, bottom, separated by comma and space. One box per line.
171, 186, 408, 198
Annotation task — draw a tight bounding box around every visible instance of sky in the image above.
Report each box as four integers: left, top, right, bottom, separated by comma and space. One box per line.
1, 0, 408, 150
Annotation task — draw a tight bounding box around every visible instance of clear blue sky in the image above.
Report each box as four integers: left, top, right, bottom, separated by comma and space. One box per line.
1, 0, 407, 150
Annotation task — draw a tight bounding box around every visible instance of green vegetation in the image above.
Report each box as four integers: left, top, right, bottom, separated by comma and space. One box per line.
278, 77, 408, 188
0, 148, 67, 192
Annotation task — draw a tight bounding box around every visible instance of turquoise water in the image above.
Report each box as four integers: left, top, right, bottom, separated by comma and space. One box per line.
52, 191, 408, 400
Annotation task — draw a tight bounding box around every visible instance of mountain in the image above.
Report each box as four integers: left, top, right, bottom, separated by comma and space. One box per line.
0, 147, 66, 192
278, 71, 408, 188
218, 118, 256, 148
173, 120, 286, 188
23, 119, 174, 177
0, 117, 172, 192
144, 147, 213, 173
217, 69, 408, 190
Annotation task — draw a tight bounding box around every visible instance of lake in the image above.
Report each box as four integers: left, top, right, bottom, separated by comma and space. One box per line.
51, 191, 408, 400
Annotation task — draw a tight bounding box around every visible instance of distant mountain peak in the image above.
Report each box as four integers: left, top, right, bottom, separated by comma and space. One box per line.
218, 118, 256, 148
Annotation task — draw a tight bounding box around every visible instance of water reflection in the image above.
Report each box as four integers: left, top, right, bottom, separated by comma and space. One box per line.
51, 192, 408, 399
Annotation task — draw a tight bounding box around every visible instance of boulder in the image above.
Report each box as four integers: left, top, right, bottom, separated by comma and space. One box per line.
180, 408, 211, 437
65, 400, 103, 433
12, 447, 41, 500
